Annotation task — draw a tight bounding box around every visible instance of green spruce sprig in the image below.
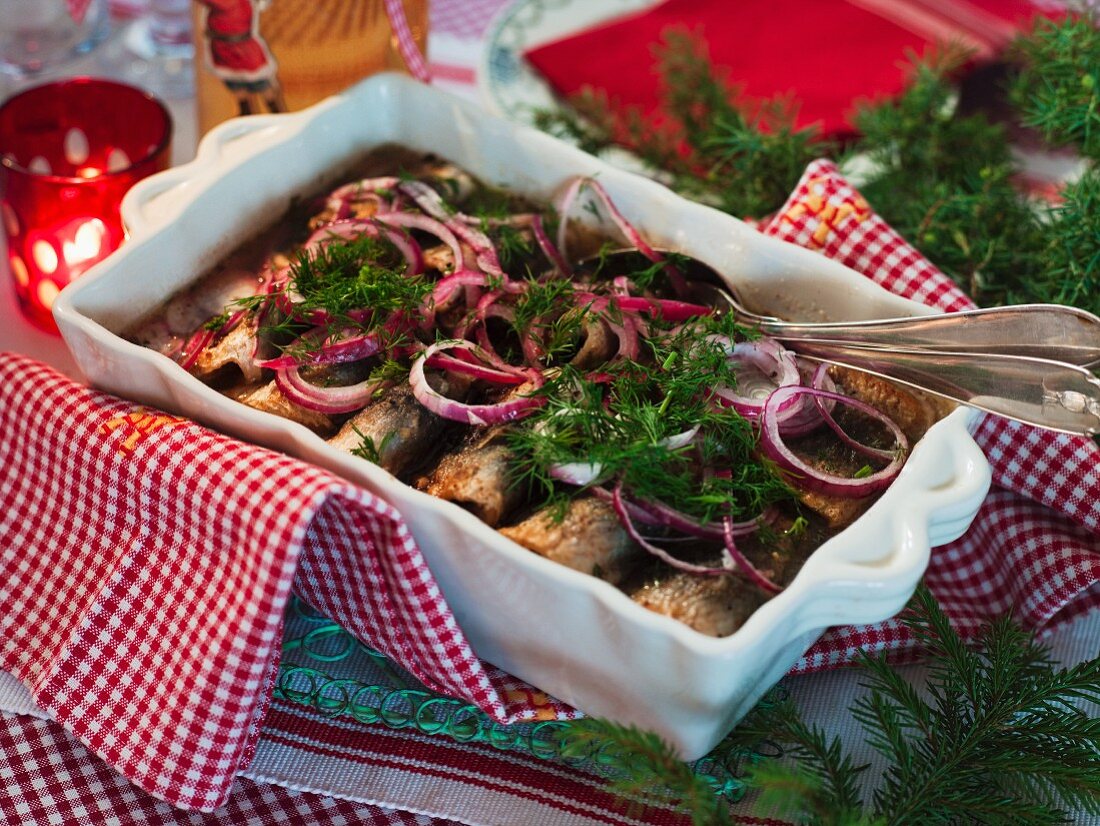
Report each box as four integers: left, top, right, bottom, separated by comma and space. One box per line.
560, 718, 735, 826
573, 585, 1100, 825
1009, 13, 1100, 160
536, 28, 823, 218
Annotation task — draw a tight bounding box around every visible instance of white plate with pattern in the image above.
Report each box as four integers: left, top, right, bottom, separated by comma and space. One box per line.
478, 0, 657, 125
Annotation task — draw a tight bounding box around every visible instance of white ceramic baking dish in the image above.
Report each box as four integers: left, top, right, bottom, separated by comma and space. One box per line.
53, 73, 991, 760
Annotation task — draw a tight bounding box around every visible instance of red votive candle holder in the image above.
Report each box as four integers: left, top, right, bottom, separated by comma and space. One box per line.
0, 78, 172, 332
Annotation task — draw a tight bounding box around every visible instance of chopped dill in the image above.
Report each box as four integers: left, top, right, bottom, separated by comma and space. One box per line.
351, 427, 395, 464
203, 312, 230, 332
289, 234, 421, 318
509, 317, 795, 522
490, 222, 536, 272
369, 357, 411, 385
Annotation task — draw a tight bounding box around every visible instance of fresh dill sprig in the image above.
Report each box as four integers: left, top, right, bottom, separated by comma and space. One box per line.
288, 233, 426, 322
537, 29, 823, 219
508, 316, 794, 523
350, 427, 394, 464
203, 312, 231, 332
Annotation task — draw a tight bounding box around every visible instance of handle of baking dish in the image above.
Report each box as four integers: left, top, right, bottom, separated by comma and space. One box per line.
201, 114, 287, 161
122, 169, 193, 239
123, 116, 289, 239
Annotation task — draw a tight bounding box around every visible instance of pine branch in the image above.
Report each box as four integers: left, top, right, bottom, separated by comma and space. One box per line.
558, 717, 734, 825
856, 586, 1100, 825
1009, 11, 1100, 161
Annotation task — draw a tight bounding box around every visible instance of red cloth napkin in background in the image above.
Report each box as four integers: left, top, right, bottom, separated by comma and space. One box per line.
1, 157, 1098, 813
525, 0, 1062, 138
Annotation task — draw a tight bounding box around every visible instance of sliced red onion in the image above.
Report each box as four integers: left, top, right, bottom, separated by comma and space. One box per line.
555, 177, 687, 294
377, 211, 464, 273
591, 485, 662, 526
425, 353, 526, 385
397, 181, 503, 275
759, 385, 909, 497
257, 327, 383, 370
711, 338, 801, 420
530, 214, 570, 276
302, 219, 379, 254
430, 270, 492, 312
660, 425, 700, 450
473, 302, 526, 372
610, 484, 731, 576
275, 367, 386, 415
778, 361, 837, 437
410, 341, 545, 425
815, 385, 902, 462
177, 328, 214, 371
629, 495, 768, 542
380, 225, 424, 277
612, 296, 712, 322
605, 316, 640, 361
326, 176, 400, 208
556, 177, 659, 262
549, 461, 605, 486
722, 519, 782, 593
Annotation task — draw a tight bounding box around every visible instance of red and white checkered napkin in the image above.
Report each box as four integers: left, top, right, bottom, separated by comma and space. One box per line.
759, 159, 1100, 670
0, 353, 572, 813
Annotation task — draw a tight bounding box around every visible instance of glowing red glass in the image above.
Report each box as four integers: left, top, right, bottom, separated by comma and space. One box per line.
0, 77, 172, 331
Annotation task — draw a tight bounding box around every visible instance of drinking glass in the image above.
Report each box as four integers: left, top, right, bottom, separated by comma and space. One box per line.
0, 0, 110, 78
100, 0, 194, 99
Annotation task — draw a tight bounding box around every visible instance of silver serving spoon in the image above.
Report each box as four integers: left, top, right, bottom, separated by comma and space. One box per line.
581, 249, 1100, 436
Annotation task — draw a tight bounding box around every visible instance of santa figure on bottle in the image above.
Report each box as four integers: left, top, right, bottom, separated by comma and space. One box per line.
194, 0, 287, 117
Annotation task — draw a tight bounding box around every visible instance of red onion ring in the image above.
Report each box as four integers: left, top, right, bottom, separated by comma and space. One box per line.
257, 328, 384, 370
530, 214, 570, 276
555, 177, 687, 295
397, 181, 504, 275
629, 496, 769, 542
376, 211, 465, 273
711, 338, 801, 420
425, 353, 526, 385
722, 519, 782, 593
604, 316, 640, 361
611, 296, 712, 322
759, 385, 909, 497
549, 461, 605, 486
777, 361, 837, 437
411, 341, 545, 425
610, 484, 734, 577
274, 367, 387, 415
177, 328, 214, 371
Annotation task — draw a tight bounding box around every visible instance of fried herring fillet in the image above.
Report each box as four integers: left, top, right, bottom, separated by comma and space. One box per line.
500, 496, 639, 584
630, 572, 768, 637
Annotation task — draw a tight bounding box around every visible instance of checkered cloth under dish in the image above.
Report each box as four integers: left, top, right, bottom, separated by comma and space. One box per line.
1, 158, 1097, 813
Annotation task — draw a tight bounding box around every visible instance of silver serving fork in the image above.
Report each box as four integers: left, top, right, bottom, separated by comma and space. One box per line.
584, 249, 1100, 436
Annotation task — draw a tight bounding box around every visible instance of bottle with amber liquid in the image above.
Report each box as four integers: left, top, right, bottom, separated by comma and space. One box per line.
191, 0, 428, 135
